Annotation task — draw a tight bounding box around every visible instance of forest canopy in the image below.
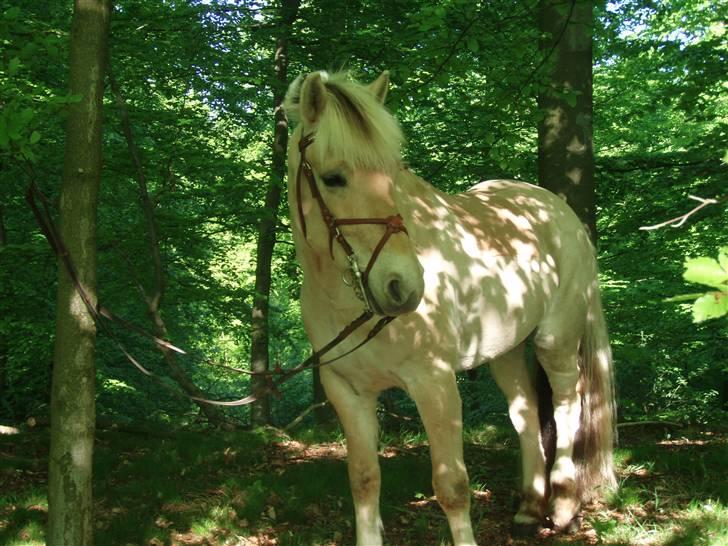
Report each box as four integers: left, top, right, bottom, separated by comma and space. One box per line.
0, 0, 726, 430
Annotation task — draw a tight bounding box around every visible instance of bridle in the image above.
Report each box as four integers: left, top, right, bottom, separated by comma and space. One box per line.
295, 132, 408, 315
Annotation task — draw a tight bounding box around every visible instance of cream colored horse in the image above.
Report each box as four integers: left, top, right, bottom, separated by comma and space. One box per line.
283, 70, 616, 546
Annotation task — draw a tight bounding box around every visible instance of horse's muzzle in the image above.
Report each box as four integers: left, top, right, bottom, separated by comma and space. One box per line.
374, 272, 424, 316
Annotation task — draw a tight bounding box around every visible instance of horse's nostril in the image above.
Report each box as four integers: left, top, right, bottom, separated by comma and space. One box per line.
388, 278, 403, 304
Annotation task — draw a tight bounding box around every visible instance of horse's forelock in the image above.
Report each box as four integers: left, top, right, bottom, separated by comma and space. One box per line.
313, 73, 403, 172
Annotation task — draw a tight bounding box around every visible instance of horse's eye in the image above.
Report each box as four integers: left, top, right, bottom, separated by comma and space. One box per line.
322, 173, 347, 188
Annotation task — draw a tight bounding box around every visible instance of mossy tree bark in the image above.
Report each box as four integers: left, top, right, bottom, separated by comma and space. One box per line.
47, 1, 111, 545
250, 0, 301, 426
538, 0, 596, 243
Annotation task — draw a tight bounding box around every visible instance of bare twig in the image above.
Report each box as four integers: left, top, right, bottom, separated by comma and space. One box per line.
379, 408, 415, 422
204, 359, 255, 375
283, 401, 329, 431
639, 195, 726, 231
410, 15, 479, 95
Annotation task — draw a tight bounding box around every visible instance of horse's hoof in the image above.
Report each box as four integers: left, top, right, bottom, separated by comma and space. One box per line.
510, 521, 541, 538
553, 514, 582, 535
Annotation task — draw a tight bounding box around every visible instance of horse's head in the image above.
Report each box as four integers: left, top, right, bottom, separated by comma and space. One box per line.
284, 71, 424, 317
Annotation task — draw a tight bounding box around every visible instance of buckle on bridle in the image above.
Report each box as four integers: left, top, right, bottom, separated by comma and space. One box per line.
343, 254, 374, 313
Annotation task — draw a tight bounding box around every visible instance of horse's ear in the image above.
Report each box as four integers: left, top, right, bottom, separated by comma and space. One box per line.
283, 72, 328, 125
368, 71, 390, 104
283, 74, 305, 122
298, 72, 328, 126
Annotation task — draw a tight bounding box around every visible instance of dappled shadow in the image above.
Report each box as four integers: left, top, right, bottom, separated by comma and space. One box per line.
0, 503, 47, 546
662, 510, 727, 546
1, 429, 727, 545
286, 73, 609, 542
298, 167, 592, 380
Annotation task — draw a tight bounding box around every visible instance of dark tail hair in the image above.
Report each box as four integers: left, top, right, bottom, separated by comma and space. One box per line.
536, 361, 556, 496
574, 283, 617, 498
536, 282, 617, 500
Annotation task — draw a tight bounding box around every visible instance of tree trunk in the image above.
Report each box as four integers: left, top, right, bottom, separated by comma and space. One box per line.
0, 205, 6, 398
0, 205, 6, 247
47, 2, 111, 545
108, 72, 227, 426
537, 0, 596, 243
250, 0, 301, 427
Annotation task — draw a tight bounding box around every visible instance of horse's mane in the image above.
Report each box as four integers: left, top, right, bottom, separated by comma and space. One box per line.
284, 71, 404, 172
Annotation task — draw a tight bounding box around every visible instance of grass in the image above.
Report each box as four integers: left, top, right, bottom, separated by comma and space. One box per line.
0, 424, 726, 545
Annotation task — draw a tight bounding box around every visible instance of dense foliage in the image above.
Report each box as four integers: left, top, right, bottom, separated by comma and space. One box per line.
0, 0, 725, 429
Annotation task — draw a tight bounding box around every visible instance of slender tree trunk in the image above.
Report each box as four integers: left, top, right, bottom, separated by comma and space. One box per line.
537, 0, 596, 243
250, 0, 301, 426
0, 205, 6, 398
108, 72, 227, 426
47, 2, 111, 545
0, 206, 6, 247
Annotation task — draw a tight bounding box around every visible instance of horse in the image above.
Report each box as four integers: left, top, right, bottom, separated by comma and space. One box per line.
282, 70, 616, 546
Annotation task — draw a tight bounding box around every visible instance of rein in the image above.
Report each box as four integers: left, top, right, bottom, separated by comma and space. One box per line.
25, 131, 407, 408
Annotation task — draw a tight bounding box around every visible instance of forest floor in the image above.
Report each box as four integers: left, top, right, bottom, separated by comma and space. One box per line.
0, 422, 726, 546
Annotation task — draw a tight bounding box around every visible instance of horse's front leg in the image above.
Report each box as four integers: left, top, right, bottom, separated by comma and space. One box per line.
320, 368, 383, 546
410, 369, 477, 546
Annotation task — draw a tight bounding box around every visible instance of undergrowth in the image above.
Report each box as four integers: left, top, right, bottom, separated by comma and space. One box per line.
0, 425, 726, 545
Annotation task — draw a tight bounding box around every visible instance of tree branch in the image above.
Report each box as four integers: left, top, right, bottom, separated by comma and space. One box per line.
639, 194, 727, 231
108, 66, 228, 426
283, 401, 330, 431
410, 16, 478, 95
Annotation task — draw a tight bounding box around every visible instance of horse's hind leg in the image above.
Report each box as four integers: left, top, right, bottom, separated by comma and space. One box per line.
410, 368, 477, 546
534, 335, 582, 531
320, 369, 383, 546
490, 343, 548, 532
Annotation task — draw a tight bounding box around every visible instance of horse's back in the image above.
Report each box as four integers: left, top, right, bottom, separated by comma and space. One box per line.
463, 178, 594, 260
465, 179, 581, 225
467, 178, 599, 339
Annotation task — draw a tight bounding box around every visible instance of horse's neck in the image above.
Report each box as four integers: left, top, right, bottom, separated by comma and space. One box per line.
393, 168, 451, 221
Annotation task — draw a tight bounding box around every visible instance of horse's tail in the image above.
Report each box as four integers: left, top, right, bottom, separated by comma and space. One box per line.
536, 280, 617, 502
574, 281, 617, 499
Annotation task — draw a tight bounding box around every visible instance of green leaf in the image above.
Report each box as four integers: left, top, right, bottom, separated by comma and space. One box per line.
718, 247, 728, 272
0, 116, 7, 149
8, 57, 21, 75
3, 7, 21, 20
29, 131, 40, 144
683, 257, 728, 289
692, 292, 728, 322
466, 37, 479, 53
20, 146, 36, 162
